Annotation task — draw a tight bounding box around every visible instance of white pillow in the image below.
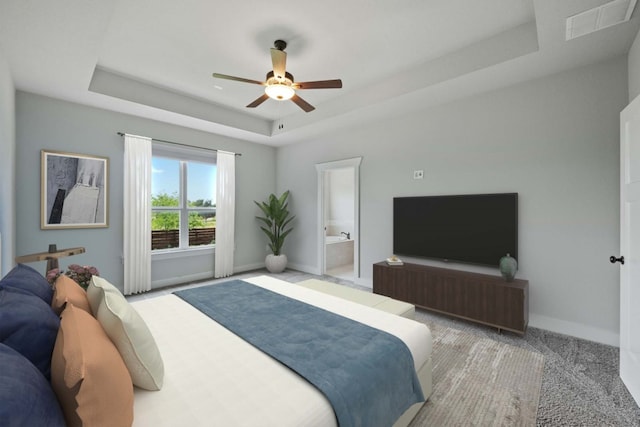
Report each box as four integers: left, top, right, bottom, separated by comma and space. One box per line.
87, 276, 164, 390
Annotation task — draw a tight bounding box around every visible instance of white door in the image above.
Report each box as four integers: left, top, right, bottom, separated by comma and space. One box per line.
619, 96, 640, 406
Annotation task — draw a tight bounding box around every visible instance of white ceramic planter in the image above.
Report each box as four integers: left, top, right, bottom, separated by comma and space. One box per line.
265, 254, 288, 273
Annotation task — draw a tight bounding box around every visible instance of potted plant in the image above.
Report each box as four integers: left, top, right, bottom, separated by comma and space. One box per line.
254, 190, 295, 273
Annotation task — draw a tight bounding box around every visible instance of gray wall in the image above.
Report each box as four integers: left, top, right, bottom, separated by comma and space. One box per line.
0, 51, 15, 277
15, 92, 276, 291
630, 27, 640, 101
277, 57, 627, 346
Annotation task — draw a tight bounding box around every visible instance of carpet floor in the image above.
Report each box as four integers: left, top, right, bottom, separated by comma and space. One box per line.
413, 309, 640, 427
410, 318, 543, 426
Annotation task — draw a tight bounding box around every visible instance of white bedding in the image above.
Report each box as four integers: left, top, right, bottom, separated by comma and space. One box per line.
131, 275, 432, 427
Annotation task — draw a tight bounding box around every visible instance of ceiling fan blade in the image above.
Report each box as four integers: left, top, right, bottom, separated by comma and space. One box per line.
294, 79, 343, 90
270, 48, 287, 79
291, 94, 315, 112
246, 94, 270, 108
213, 73, 265, 86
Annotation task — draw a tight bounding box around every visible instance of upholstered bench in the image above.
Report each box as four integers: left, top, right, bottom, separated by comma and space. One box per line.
296, 279, 415, 319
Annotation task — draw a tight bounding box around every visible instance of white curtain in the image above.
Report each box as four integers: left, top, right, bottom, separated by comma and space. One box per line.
215, 151, 236, 278
123, 134, 152, 294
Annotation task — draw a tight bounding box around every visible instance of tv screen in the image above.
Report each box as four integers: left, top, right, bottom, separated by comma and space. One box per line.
393, 193, 518, 267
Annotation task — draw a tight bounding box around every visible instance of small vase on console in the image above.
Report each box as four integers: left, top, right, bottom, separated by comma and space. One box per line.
499, 253, 518, 282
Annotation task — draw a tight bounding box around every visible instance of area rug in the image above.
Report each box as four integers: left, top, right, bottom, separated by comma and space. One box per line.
409, 320, 544, 426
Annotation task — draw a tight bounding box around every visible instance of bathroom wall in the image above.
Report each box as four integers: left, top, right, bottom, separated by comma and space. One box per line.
324, 168, 354, 237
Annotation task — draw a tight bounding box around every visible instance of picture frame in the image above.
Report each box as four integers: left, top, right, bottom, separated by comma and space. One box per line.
41, 150, 109, 229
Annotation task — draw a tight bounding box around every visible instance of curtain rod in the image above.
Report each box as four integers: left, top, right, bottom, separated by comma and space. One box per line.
116, 132, 241, 156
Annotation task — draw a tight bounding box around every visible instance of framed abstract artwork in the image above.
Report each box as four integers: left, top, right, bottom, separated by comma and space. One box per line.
41, 150, 109, 229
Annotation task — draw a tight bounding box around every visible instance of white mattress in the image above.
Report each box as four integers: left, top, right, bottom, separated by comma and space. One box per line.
131, 275, 432, 427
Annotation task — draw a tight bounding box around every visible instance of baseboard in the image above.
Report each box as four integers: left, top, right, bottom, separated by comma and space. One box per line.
233, 262, 266, 273
151, 262, 267, 289
288, 262, 321, 276
355, 277, 373, 289
151, 271, 214, 289
529, 313, 619, 347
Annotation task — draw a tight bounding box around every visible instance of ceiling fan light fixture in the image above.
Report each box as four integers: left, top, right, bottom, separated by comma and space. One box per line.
213, 41, 341, 112
265, 83, 295, 101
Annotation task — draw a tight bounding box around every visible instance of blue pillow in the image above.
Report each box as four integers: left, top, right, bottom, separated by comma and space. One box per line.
0, 288, 60, 379
0, 263, 53, 304
0, 343, 66, 427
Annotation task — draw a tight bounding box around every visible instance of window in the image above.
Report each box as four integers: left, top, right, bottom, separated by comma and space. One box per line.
151, 143, 216, 252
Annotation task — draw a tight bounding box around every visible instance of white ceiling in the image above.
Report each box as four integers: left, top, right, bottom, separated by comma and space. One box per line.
0, 0, 638, 146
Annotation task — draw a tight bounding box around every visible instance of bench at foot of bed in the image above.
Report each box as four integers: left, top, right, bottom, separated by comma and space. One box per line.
296, 279, 415, 319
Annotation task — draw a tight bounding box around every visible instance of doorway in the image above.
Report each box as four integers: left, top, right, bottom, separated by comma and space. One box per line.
316, 157, 362, 281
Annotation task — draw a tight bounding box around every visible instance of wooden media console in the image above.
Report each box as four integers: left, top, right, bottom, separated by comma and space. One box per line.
373, 261, 528, 334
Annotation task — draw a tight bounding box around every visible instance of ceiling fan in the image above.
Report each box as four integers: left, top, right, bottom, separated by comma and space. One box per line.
213, 40, 342, 113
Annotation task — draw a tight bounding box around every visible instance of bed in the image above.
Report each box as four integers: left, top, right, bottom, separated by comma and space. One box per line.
0, 264, 432, 427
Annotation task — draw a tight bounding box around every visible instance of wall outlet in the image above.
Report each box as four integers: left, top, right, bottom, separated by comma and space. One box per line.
413, 170, 424, 179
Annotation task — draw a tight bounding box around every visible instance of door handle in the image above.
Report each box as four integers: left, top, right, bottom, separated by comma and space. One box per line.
610, 255, 625, 265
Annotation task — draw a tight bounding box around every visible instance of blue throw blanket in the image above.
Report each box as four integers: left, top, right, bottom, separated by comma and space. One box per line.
174, 280, 424, 427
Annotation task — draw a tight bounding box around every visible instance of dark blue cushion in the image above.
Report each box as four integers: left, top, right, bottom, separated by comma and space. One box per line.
0, 263, 53, 304
0, 287, 60, 379
0, 343, 65, 427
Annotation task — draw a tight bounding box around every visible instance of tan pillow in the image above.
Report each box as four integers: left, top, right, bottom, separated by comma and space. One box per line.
87, 276, 164, 390
51, 275, 91, 315
51, 304, 133, 427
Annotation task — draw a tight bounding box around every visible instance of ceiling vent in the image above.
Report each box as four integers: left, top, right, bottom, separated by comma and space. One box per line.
566, 0, 637, 40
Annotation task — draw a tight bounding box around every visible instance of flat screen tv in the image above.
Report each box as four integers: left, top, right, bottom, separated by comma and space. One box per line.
393, 193, 518, 267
